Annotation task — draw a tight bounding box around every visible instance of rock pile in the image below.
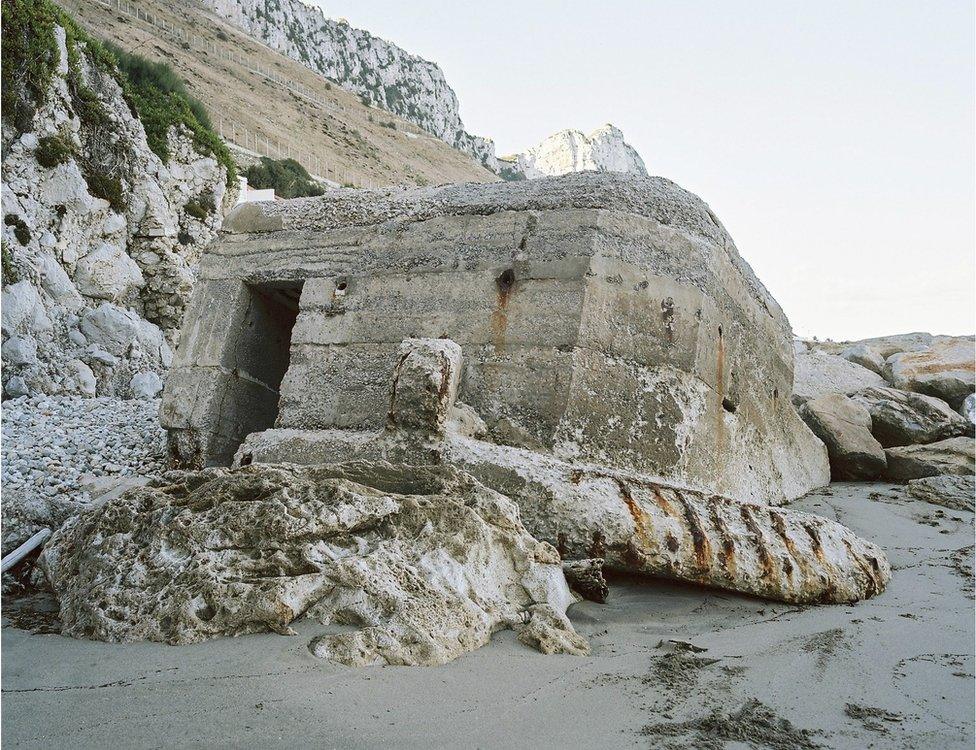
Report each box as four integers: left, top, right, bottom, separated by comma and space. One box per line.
794, 335, 975, 483
1, 395, 166, 556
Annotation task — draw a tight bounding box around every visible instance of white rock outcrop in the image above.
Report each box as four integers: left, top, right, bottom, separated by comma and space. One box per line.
41, 462, 590, 666
202, 0, 496, 168
1, 24, 230, 400
498, 124, 647, 180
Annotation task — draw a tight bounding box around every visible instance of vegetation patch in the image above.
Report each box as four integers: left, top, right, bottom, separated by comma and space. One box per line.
106, 42, 234, 183
245, 157, 325, 199
1, 0, 235, 185
35, 133, 74, 168
184, 191, 216, 221
4, 214, 32, 246
1, 0, 61, 133
81, 171, 125, 213
1, 240, 20, 283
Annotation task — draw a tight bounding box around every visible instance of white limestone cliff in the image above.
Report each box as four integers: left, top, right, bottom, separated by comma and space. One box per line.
498, 124, 647, 181
202, 0, 497, 169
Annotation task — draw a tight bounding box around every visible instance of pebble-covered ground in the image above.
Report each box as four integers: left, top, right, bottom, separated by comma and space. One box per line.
1, 396, 166, 553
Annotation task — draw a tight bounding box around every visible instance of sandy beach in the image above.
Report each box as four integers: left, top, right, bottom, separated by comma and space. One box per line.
1, 481, 972, 749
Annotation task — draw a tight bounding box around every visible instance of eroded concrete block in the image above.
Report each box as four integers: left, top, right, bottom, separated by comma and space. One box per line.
232, 338, 890, 605
162, 173, 829, 502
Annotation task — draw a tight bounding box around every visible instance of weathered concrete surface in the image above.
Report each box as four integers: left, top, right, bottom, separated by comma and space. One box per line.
3, 483, 971, 750
852, 386, 973, 447
237, 340, 888, 605
883, 437, 976, 482
799, 394, 887, 480
40, 462, 587, 666
161, 173, 828, 504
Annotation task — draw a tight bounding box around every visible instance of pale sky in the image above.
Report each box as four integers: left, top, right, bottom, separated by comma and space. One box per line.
312, 1, 975, 341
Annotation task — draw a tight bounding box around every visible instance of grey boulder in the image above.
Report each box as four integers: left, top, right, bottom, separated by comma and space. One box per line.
884, 337, 975, 410
851, 386, 974, 447
799, 394, 887, 480
840, 344, 885, 376
882, 437, 975, 481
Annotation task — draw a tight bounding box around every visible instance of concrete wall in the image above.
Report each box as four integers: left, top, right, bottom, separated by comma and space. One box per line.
160, 174, 828, 500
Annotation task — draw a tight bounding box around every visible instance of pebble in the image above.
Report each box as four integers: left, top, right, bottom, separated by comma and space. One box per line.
1, 395, 167, 508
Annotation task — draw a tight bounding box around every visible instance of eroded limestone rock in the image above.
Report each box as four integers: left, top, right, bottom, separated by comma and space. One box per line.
41, 461, 589, 666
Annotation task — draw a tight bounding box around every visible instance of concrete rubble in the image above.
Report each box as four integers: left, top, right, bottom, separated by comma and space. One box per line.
40, 461, 587, 666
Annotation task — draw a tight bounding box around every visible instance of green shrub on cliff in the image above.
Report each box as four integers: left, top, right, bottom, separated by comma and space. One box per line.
245, 157, 325, 199
1, 0, 235, 185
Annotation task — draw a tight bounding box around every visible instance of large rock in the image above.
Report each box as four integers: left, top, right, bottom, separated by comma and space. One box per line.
906, 475, 975, 512
41, 462, 588, 666
851, 386, 974, 447
884, 337, 975, 410
883, 437, 975, 481
162, 173, 828, 504
839, 344, 885, 376
792, 351, 887, 406
497, 124, 647, 180
1, 281, 52, 337
235, 338, 890, 605
73, 243, 144, 302
799, 394, 887, 480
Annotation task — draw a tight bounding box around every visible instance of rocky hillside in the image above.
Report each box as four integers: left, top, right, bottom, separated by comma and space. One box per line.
202, 0, 497, 169
1, 0, 233, 400
59, 0, 495, 188
498, 125, 647, 181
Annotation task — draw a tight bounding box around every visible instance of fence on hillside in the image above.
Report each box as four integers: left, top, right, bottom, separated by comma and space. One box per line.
85, 0, 384, 189
218, 120, 380, 189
